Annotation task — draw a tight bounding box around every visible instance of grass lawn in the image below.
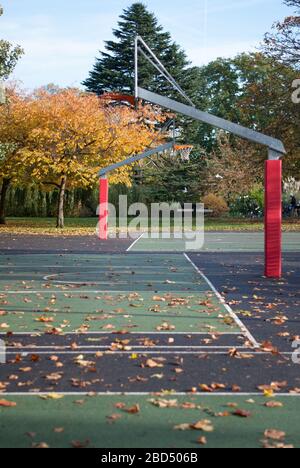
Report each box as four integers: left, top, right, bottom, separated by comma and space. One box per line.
0, 216, 300, 235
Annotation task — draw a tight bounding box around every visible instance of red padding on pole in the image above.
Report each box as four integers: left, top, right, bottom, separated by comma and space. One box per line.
99, 178, 109, 240
265, 160, 282, 278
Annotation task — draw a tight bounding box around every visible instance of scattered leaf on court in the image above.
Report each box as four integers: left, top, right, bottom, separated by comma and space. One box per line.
114, 402, 126, 409
39, 393, 64, 400
264, 401, 283, 408
130, 354, 138, 360
45, 373, 63, 381
19, 367, 32, 373
124, 404, 140, 414
233, 409, 251, 418
53, 428, 64, 433
197, 437, 207, 445
107, 414, 122, 423
32, 442, 50, 449
0, 399, 17, 407
174, 423, 191, 431
71, 439, 90, 448
264, 429, 286, 441
145, 359, 164, 368
191, 420, 214, 432
149, 398, 178, 408
36, 316, 54, 323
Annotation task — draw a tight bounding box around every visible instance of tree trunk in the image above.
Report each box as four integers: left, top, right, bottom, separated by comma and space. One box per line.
56, 176, 67, 229
0, 178, 11, 225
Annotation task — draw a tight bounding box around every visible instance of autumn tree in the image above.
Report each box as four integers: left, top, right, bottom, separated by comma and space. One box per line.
204, 133, 262, 202
0, 5, 24, 79
19, 89, 160, 228
0, 5, 25, 223
263, 0, 300, 68
0, 87, 39, 224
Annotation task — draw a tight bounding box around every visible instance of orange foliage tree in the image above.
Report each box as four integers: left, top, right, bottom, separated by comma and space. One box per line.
0, 87, 40, 224
13, 88, 161, 228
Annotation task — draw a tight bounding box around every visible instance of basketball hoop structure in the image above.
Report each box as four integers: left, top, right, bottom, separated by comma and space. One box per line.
173, 145, 194, 162
100, 93, 135, 107
98, 36, 286, 279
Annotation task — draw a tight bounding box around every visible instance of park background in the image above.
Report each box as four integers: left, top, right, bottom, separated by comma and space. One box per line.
0, 0, 300, 232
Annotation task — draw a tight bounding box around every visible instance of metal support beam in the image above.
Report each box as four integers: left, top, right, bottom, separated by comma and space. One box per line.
138, 87, 286, 156
135, 36, 195, 107
134, 36, 139, 104
98, 142, 174, 177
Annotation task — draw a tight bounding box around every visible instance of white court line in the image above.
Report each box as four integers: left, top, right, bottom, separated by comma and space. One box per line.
41, 278, 199, 285
1, 392, 299, 397
5, 350, 292, 355
5, 345, 249, 350
0, 289, 210, 294
126, 233, 145, 252
184, 254, 260, 349
0, 331, 242, 336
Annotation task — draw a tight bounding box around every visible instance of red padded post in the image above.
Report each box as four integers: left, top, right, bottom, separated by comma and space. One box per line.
265, 160, 282, 278
99, 177, 109, 240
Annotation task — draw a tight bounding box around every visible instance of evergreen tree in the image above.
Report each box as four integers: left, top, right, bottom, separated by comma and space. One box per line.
139, 151, 206, 205
83, 2, 191, 96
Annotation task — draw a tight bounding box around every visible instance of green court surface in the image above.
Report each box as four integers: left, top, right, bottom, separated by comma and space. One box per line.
0, 395, 298, 448
0, 291, 239, 334
0, 253, 244, 335
129, 232, 300, 252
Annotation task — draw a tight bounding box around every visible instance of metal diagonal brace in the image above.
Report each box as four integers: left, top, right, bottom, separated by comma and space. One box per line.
98, 142, 174, 177
138, 88, 286, 157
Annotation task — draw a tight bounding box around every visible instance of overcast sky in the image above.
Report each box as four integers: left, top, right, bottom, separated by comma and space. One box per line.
0, 0, 292, 90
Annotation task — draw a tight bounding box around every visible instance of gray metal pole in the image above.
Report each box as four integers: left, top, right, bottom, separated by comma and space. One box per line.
98, 142, 174, 177
134, 37, 139, 104
138, 87, 286, 156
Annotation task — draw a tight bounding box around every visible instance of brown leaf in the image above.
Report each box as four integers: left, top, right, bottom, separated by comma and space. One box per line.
0, 399, 17, 408
53, 427, 64, 433
174, 423, 191, 431
191, 420, 214, 432
197, 436, 207, 445
264, 401, 283, 408
264, 429, 286, 441
71, 439, 90, 448
233, 409, 251, 418
32, 442, 50, 449
145, 359, 164, 369
124, 404, 140, 414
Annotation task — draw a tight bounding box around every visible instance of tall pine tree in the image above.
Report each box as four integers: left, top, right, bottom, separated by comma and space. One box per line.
83, 2, 191, 96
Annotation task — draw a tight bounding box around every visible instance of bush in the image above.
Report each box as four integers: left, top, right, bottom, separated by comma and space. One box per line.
229, 185, 264, 218
202, 194, 229, 218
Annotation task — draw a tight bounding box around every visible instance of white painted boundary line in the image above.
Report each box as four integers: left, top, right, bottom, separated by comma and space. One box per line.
1, 392, 299, 397
0, 289, 209, 294
5, 350, 292, 355
184, 254, 260, 349
5, 345, 248, 350
0, 331, 242, 335
126, 233, 145, 252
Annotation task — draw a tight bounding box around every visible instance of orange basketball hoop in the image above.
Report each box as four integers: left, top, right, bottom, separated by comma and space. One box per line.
173, 145, 194, 161
101, 93, 135, 106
